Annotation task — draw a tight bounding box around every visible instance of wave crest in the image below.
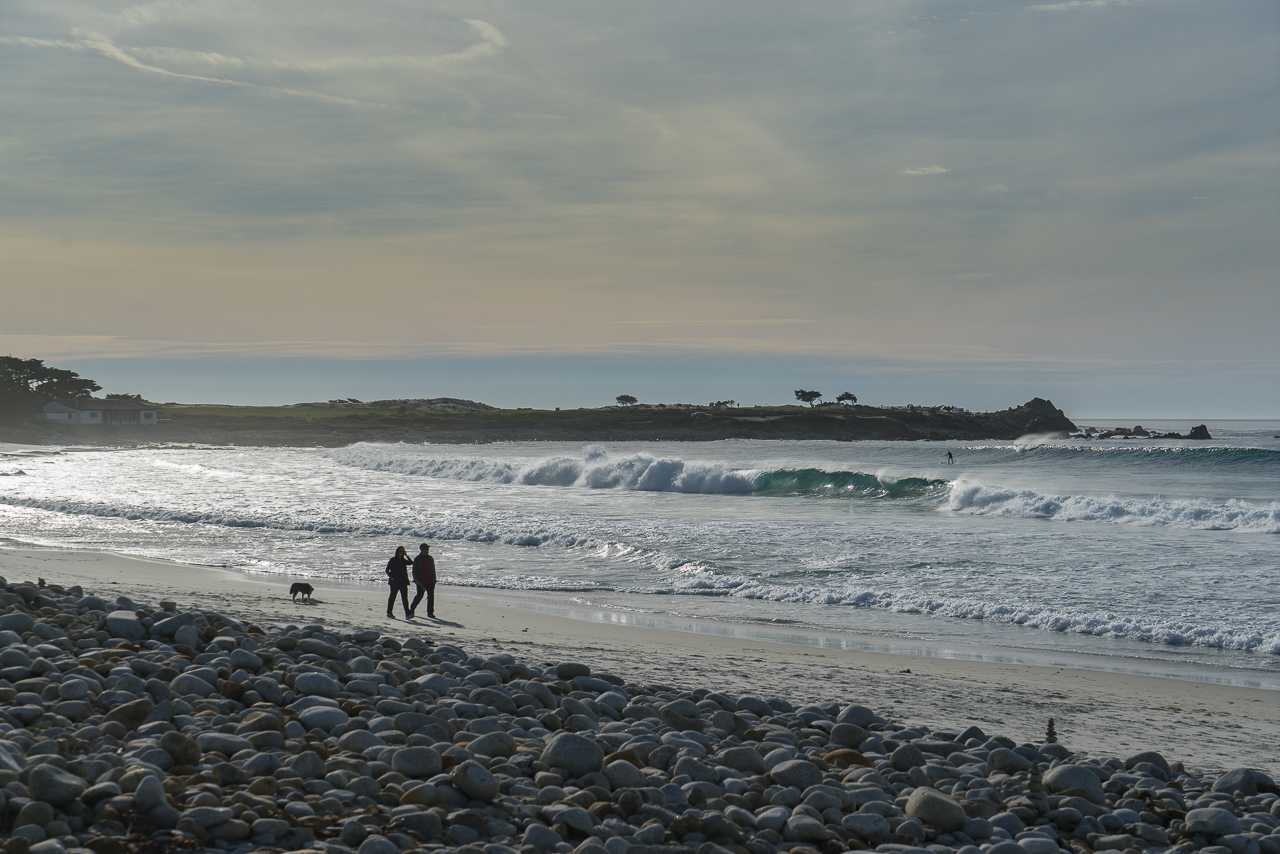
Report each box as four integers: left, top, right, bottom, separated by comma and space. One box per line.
950, 482, 1280, 532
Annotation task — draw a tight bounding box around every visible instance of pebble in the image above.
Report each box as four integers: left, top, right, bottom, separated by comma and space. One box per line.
0, 574, 1274, 854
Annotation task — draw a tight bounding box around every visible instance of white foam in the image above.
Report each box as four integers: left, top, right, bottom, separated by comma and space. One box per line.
326, 445, 758, 494
948, 481, 1280, 533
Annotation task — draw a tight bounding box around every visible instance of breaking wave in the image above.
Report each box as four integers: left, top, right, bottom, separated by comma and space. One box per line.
326, 445, 946, 499
949, 482, 1280, 532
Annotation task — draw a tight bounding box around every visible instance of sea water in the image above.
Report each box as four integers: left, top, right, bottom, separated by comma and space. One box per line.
1, 420, 1277, 683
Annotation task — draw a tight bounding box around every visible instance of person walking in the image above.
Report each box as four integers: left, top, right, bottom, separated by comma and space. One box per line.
946, 450, 955, 464
409, 542, 436, 618
385, 545, 412, 619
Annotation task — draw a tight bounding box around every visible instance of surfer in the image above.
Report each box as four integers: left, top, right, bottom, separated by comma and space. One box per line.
946, 451, 955, 464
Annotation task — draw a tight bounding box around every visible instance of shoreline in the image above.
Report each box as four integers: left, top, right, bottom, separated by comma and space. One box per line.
2, 546, 1276, 775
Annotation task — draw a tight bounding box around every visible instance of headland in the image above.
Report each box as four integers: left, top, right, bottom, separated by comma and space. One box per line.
1, 398, 1078, 447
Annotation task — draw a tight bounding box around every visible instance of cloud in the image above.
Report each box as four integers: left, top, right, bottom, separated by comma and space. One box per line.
3, 12, 507, 109
1026, 0, 1144, 11
900, 166, 949, 176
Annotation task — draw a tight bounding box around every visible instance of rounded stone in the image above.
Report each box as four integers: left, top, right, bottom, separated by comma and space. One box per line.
27, 765, 86, 806
196, 732, 253, 756
905, 786, 968, 832
1042, 765, 1105, 804
836, 704, 875, 727
604, 760, 646, 789
468, 731, 516, 758
133, 775, 166, 810
57, 679, 89, 700
357, 836, 400, 854
299, 705, 349, 731
104, 610, 146, 642
294, 672, 342, 698
449, 759, 499, 802
769, 758, 823, 790
391, 746, 443, 778
541, 731, 604, 777
1185, 808, 1243, 837
891, 743, 926, 771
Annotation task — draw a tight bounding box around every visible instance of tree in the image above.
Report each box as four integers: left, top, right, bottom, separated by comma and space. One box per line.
1, 356, 101, 415
616, 394, 638, 406
794, 389, 823, 406
835, 392, 858, 406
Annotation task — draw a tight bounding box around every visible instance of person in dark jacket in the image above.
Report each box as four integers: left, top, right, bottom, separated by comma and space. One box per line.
409, 543, 437, 618
385, 545, 412, 619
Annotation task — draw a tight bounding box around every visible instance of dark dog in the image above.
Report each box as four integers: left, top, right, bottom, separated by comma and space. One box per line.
290, 582, 315, 603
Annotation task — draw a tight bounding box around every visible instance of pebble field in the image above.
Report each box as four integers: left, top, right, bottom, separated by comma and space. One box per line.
0, 576, 1277, 854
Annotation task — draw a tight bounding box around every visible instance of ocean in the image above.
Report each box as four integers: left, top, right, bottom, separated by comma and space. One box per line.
2, 420, 1277, 685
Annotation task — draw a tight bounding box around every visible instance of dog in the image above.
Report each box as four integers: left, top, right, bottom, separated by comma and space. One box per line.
289, 582, 315, 603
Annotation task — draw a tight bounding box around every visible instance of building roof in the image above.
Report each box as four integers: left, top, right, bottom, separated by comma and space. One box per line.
48, 398, 156, 411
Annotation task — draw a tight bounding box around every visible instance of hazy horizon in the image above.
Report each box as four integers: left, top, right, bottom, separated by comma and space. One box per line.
4, 0, 1277, 416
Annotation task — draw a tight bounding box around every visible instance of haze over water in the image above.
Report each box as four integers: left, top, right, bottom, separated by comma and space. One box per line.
2, 420, 1277, 682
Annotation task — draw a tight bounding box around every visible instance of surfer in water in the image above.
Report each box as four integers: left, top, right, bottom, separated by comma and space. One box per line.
946, 451, 955, 464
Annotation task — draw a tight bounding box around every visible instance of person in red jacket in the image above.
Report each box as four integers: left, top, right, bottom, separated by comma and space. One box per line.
385, 545, 412, 619
409, 543, 436, 618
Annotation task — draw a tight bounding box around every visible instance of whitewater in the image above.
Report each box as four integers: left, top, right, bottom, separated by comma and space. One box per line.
1, 419, 1277, 676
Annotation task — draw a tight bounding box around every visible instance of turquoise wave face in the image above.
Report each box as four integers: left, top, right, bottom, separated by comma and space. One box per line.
751, 468, 948, 499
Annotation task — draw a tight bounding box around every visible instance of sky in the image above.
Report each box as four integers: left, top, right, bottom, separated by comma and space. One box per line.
2, 0, 1277, 416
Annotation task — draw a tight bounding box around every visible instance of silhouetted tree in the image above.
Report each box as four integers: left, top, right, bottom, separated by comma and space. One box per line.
616, 394, 638, 406
1, 357, 101, 417
835, 392, 858, 405
794, 389, 823, 406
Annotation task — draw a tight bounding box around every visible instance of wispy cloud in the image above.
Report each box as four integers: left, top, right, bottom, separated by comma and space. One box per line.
1026, 0, 1145, 11
900, 166, 949, 176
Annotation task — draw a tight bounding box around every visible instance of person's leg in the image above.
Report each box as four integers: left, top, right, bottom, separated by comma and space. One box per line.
426, 583, 435, 617
398, 584, 411, 617
386, 586, 397, 618
410, 583, 425, 615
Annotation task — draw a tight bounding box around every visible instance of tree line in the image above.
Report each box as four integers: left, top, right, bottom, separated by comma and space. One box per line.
0, 356, 101, 418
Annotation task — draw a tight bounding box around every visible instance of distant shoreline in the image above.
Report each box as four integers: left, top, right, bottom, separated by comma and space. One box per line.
0, 397, 1076, 447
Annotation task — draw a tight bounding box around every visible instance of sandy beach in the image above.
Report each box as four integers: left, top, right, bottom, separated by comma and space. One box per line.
2, 545, 1275, 776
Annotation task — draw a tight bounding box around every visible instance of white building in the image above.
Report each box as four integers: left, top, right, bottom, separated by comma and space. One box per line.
42, 399, 158, 426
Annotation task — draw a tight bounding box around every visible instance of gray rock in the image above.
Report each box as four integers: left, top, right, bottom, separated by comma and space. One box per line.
542, 731, 604, 776
544, 805, 597, 835
1124, 750, 1171, 776
357, 836, 400, 854
29, 841, 67, 854
133, 774, 166, 810
1212, 768, 1278, 797
196, 732, 253, 756
836, 704, 875, 728
57, 678, 89, 700
450, 759, 499, 801
990, 812, 1025, 835
829, 723, 871, 749
755, 807, 791, 832
769, 758, 823, 790
605, 760, 647, 789
298, 705, 349, 730
297, 637, 341, 658
28, 764, 86, 806
1185, 808, 1243, 837
338, 729, 386, 752
229, 648, 263, 670
173, 624, 202, 648
905, 786, 967, 832
891, 743, 926, 771
391, 746, 442, 778
524, 822, 566, 852
1043, 764, 1105, 804
717, 745, 767, 774
294, 671, 342, 698
988, 747, 1032, 774
784, 814, 828, 842
170, 671, 217, 697
396, 810, 444, 840
150, 612, 190, 637
842, 812, 890, 838
105, 609, 146, 641
555, 662, 591, 679
0, 612, 35, 634
468, 730, 516, 757
104, 696, 155, 730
